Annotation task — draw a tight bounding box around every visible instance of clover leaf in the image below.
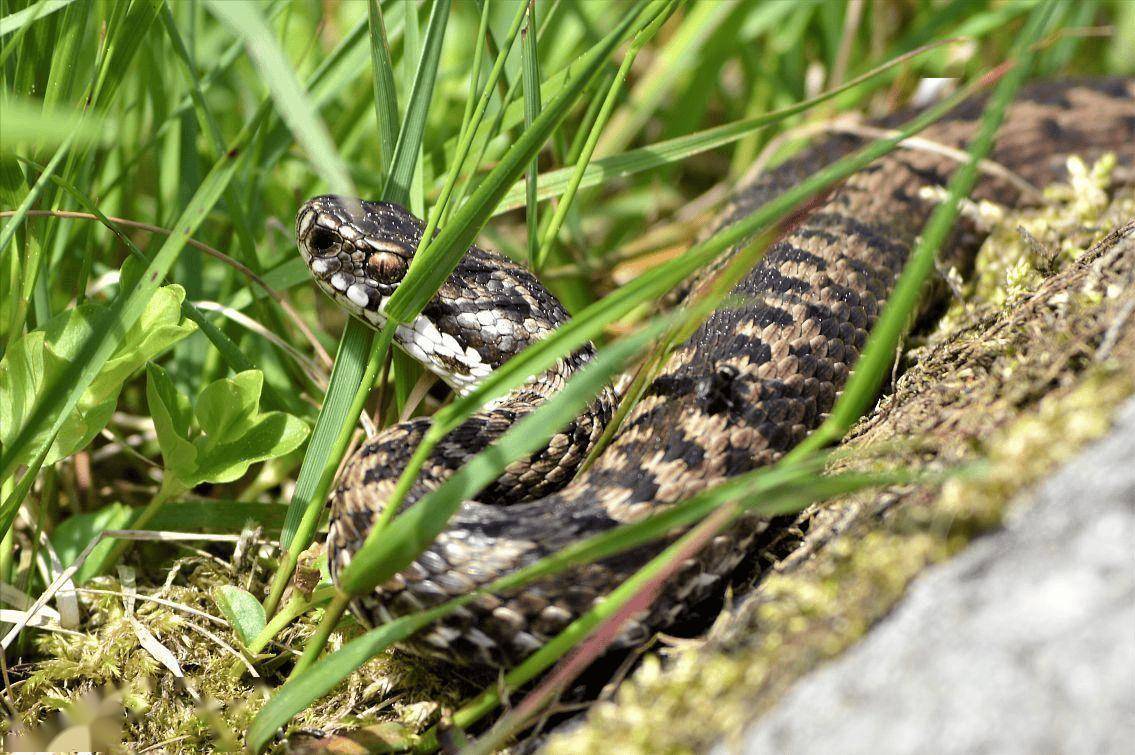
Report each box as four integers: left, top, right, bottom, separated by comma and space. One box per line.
145, 366, 310, 493
0, 284, 196, 468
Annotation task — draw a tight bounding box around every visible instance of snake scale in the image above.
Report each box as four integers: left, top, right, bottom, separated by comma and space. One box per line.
297, 79, 1135, 668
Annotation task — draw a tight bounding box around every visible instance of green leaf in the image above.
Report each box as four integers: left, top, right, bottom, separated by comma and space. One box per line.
0, 285, 196, 469
195, 370, 263, 443
146, 367, 310, 490
145, 363, 197, 481
95, 284, 196, 403
213, 585, 267, 648
192, 409, 310, 486
49, 501, 133, 573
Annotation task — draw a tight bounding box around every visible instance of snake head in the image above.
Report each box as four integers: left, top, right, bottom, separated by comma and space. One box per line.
297, 194, 578, 393
296, 195, 424, 314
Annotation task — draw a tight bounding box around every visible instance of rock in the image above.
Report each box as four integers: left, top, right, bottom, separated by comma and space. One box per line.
722, 398, 1135, 755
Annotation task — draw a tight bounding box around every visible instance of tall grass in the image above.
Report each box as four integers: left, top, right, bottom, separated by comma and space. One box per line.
0, 0, 1128, 749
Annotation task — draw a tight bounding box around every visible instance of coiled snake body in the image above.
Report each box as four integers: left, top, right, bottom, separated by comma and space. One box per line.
297, 79, 1135, 668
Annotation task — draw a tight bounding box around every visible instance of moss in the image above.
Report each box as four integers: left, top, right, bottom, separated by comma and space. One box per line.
3, 551, 459, 752
544, 164, 1135, 754
936, 154, 1132, 332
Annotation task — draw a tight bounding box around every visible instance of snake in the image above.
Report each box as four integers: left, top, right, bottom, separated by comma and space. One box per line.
297, 79, 1135, 668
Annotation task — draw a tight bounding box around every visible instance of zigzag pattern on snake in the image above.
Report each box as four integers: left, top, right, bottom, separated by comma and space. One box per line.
296, 79, 1135, 668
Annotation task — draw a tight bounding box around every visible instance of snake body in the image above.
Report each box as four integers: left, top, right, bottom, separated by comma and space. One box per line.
298, 79, 1135, 668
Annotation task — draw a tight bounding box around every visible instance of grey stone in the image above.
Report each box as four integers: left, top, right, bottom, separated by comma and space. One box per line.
721, 397, 1135, 755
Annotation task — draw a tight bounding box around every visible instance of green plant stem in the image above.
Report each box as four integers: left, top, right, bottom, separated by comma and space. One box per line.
533, 0, 676, 271
288, 590, 351, 679
416, 0, 527, 249
264, 323, 394, 617
93, 479, 183, 577
521, 0, 542, 265
227, 586, 336, 679
454, 0, 491, 166
0, 478, 13, 588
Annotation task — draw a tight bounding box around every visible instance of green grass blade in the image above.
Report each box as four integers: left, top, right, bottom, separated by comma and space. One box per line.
533, 0, 676, 270
159, 6, 264, 273
453, 0, 491, 172
94, 2, 288, 199
383, 0, 450, 205
74, 500, 289, 537
430, 5, 656, 181
274, 324, 373, 548
0, 96, 109, 150
86, 0, 163, 122
0, 0, 78, 38
204, 0, 354, 195
0, 139, 70, 262
499, 37, 957, 213
367, 0, 400, 178
521, 1, 542, 265
384, 0, 655, 323
252, 12, 379, 176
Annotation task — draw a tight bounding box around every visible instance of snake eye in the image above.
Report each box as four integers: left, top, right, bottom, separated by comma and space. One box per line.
368, 252, 407, 284
310, 227, 338, 254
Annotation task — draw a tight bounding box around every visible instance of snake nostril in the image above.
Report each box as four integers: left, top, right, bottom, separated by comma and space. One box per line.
310, 226, 338, 254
